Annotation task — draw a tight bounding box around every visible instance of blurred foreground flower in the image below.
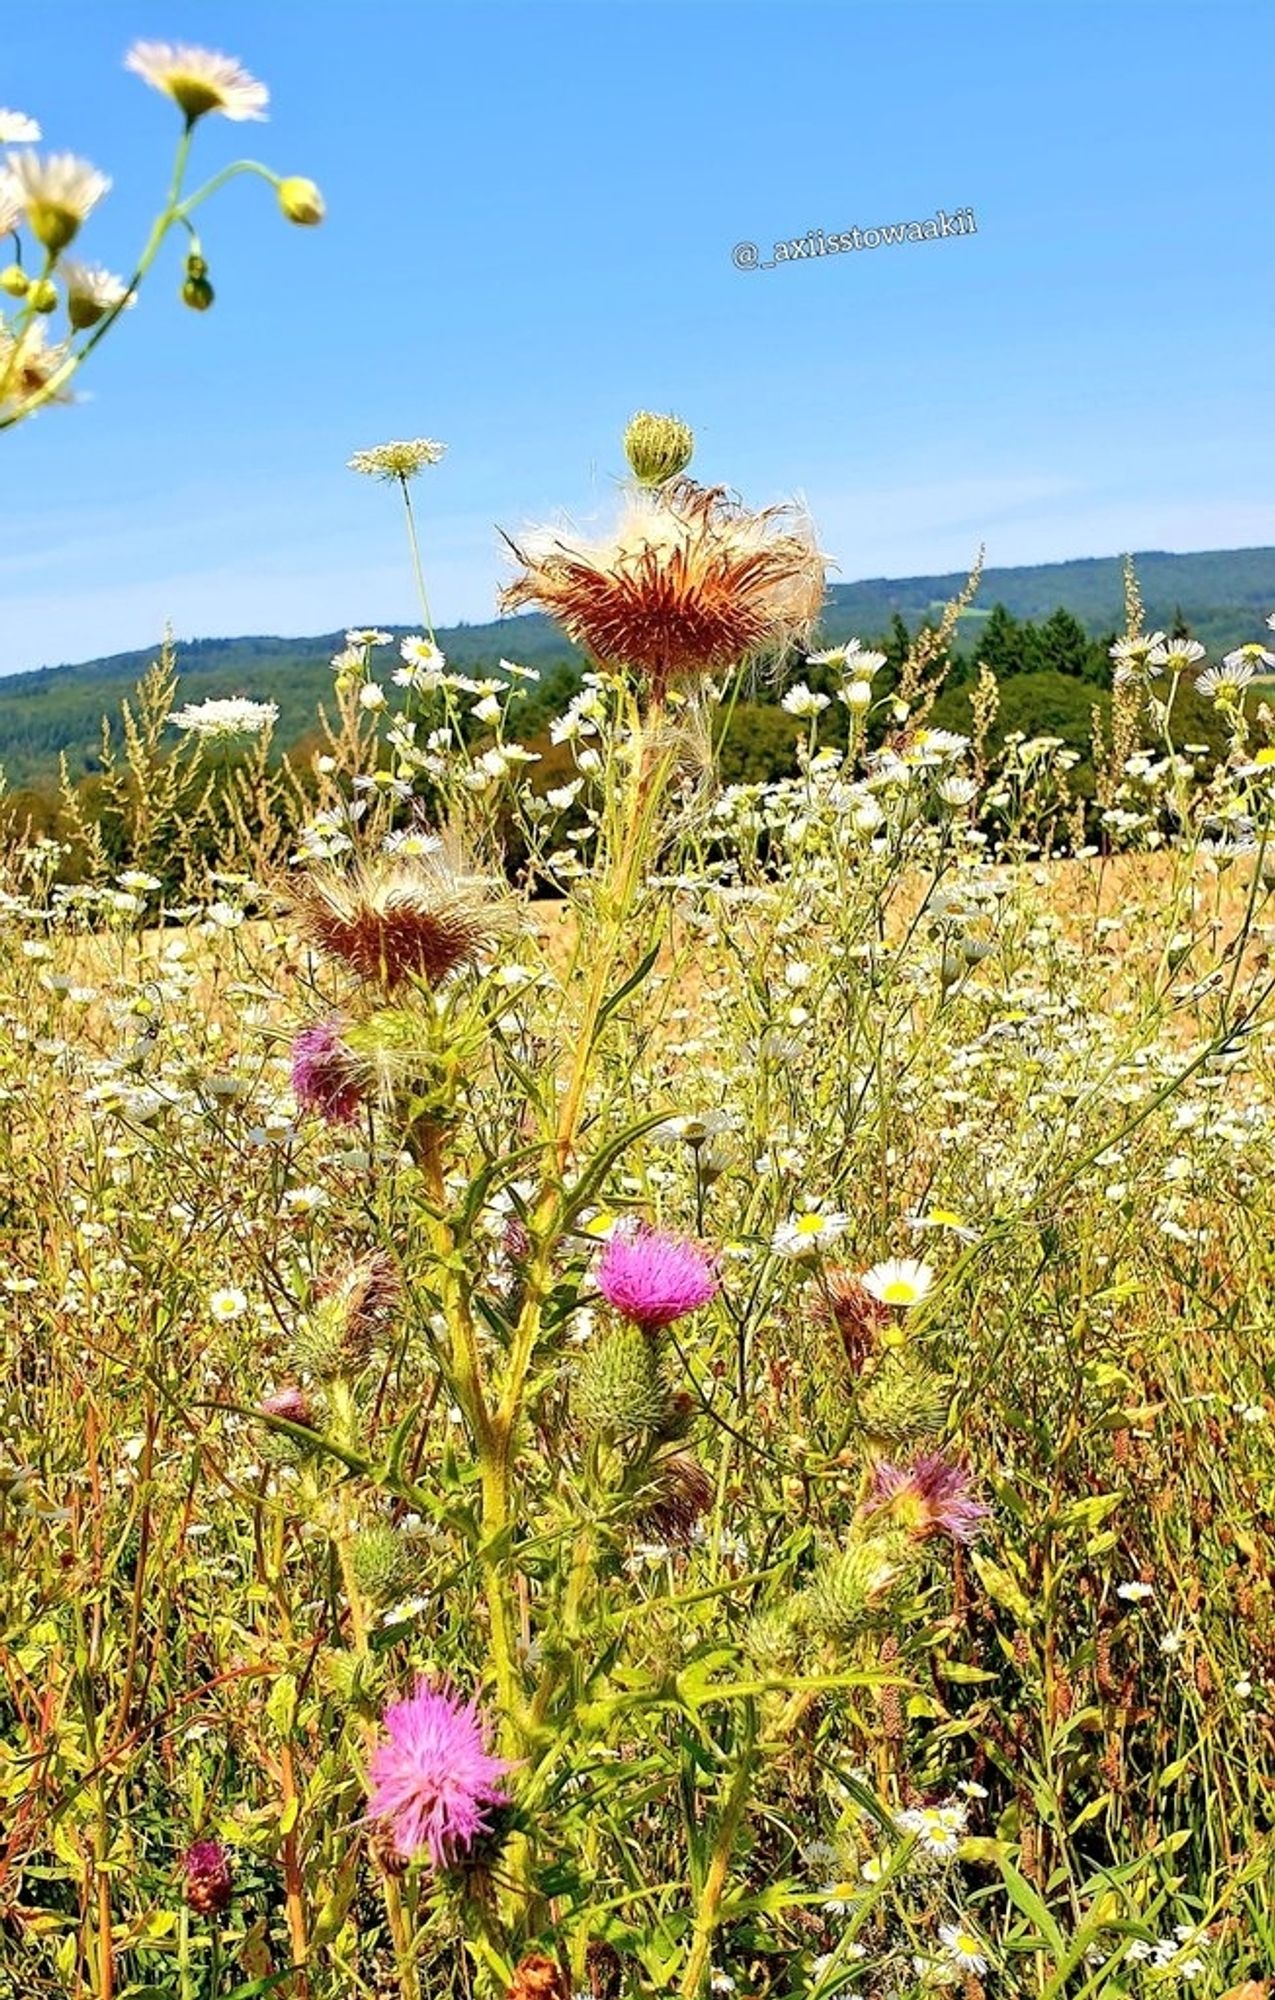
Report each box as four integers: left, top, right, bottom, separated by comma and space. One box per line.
367, 1680, 511, 1867
5, 153, 111, 255
501, 475, 825, 698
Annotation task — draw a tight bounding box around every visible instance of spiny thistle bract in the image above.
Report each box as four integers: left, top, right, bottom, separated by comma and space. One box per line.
574, 1323, 672, 1440
855, 1352, 952, 1449
802, 1536, 904, 1640
500, 477, 826, 697
290, 847, 517, 993
350, 1521, 417, 1604
294, 1251, 401, 1378
744, 1602, 803, 1675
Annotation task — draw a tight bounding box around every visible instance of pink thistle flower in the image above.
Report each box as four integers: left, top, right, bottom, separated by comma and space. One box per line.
290, 1017, 364, 1126
367, 1680, 511, 1868
182, 1839, 233, 1915
594, 1222, 719, 1332
866, 1452, 988, 1545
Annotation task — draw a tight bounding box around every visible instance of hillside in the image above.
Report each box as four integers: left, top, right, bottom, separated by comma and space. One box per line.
2, 545, 1272, 787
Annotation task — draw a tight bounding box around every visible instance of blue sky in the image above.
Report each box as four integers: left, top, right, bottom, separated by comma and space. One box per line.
4, 0, 1273, 675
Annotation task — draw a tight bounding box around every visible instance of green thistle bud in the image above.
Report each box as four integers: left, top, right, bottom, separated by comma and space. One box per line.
28, 277, 57, 314
277, 175, 325, 226
0, 265, 30, 299
350, 1523, 415, 1605
803, 1536, 902, 1639
623, 409, 694, 487
574, 1324, 671, 1440
856, 1353, 951, 1449
744, 1602, 801, 1674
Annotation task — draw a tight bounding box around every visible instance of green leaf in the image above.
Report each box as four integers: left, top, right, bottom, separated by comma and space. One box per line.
997, 1857, 1066, 1955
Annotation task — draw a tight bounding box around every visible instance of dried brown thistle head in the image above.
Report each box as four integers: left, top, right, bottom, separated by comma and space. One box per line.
500, 478, 825, 698
290, 844, 517, 993
818, 1267, 892, 1374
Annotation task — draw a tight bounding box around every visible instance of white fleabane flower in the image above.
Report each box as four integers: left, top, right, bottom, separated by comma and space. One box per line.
125, 42, 269, 122
895, 1800, 967, 1856
938, 1924, 988, 1976
209, 1287, 248, 1321
1117, 1580, 1154, 1603
6, 151, 111, 254
771, 1209, 849, 1258
1224, 642, 1275, 673
861, 1257, 934, 1307
0, 110, 41, 144
1148, 637, 1207, 673
172, 697, 279, 739
781, 683, 830, 716
59, 261, 133, 331
1196, 660, 1255, 700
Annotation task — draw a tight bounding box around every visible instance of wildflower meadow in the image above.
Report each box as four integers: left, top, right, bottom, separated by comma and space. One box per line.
2, 31, 1274, 2000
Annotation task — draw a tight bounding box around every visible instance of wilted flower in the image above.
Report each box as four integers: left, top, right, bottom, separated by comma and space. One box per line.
819, 1267, 891, 1371
349, 438, 447, 481
60, 261, 133, 331
290, 1017, 364, 1126
125, 42, 269, 122
866, 1452, 988, 1544
501, 478, 825, 698
595, 1222, 718, 1331
6, 152, 110, 254
291, 848, 516, 992
861, 1257, 934, 1308
182, 1839, 233, 1915
171, 696, 278, 739
367, 1680, 512, 1867
637, 1451, 715, 1542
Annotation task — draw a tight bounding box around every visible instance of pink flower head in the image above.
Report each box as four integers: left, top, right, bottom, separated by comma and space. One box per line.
595, 1222, 719, 1331
367, 1680, 511, 1869
183, 1839, 233, 1915
867, 1452, 988, 1545
259, 1386, 315, 1429
290, 1016, 364, 1126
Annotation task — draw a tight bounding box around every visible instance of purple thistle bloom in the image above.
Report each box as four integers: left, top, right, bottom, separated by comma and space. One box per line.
594, 1222, 719, 1331
867, 1452, 989, 1545
290, 1016, 364, 1127
183, 1839, 233, 1916
367, 1680, 512, 1868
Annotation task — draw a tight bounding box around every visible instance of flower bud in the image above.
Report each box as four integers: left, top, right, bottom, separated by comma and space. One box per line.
0, 264, 29, 298
182, 274, 214, 312
278, 175, 325, 226
623, 409, 694, 487
28, 277, 57, 314
574, 1324, 671, 1440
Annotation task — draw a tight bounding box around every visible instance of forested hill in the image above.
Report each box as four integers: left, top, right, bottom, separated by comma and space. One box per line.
2, 545, 1272, 787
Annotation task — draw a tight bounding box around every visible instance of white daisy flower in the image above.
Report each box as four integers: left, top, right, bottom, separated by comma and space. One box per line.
771, 1209, 849, 1258
125, 42, 269, 122
861, 1257, 934, 1308
209, 1287, 248, 1322
1196, 659, 1255, 700
5, 151, 110, 254
781, 683, 830, 716
938, 1923, 988, 1975
1116, 1580, 1154, 1603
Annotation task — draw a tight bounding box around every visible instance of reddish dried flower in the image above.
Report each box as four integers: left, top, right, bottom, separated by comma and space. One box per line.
291, 849, 515, 993
501, 479, 825, 698
508, 1955, 571, 2000
290, 1016, 364, 1126
638, 1452, 714, 1543
320, 1250, 401, 1349
820, 1267, 891, 1373
182, 1839, 232, 1916
867, 1452, 989, 1544
595, 1222, 718, 1332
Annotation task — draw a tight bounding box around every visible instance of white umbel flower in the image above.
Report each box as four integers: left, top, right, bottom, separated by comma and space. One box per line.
125, 42, 269, 122
171, 696, 279, 739
861, 1257, 934, 1307
349, 438, 447, 481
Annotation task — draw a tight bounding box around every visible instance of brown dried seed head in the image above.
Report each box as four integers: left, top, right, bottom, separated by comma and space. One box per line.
507, 1954, 571, 2000
819, 1268, 891, 1374
291, 849, 516, 992
637, 1452, 715, 1543
501, 479, 825, 695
